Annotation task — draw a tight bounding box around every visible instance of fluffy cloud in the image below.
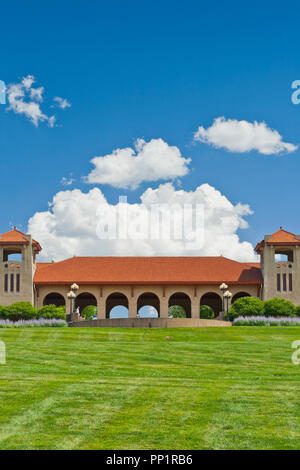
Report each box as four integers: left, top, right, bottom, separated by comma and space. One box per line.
194, 117, 298, 155
28, 183, 256, 262
6, 75, 55, 127
6, 75, 70, 127
85, 138, 191, 189
53, 96, 71, 109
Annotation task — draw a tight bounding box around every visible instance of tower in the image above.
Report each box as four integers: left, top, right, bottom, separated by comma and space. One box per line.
255, 228, 300, 303
0, 228, 41, 306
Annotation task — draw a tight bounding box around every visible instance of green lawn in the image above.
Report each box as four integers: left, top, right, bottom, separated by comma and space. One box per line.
0, 327, 299, 450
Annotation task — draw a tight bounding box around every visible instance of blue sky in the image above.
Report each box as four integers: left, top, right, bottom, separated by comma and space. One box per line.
1, 0, 300, 261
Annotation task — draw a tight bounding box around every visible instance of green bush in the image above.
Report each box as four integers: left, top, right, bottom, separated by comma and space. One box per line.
168, 306, 186, 318
263, 298, 295, 317
37, 304, 66, 320
0, 302, 66, 321
200, 305, 215, 319
296, 305, 300, 317
0, 302, 37, 321
229, 297, 264, 321
81, 305, 97, 320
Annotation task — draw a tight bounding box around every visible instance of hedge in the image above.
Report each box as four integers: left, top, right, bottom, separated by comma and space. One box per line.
229, 297, 264, 321
229, 296, 300, 320
263, 298, 296, 317
0, 302, 66, 322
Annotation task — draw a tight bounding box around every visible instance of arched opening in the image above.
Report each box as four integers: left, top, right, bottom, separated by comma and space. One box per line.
75, 292, 97, 314
168, 292, 191, 318
43, 292, 66, 307
106, 293, 129, 319
201, 292, 222, 316
231, 292, 251, 304
3, 248, 23, 262
137, 292, 160, 318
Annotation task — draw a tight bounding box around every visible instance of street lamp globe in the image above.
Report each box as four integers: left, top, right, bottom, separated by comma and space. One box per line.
71, 283, 79, 292
219, 283, 228, 291
224, 290, 232, 299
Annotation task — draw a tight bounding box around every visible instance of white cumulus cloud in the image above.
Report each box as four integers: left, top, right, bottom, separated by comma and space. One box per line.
85, 138, 191, 189
28, 183, 256, 262
194, 117, 298, 155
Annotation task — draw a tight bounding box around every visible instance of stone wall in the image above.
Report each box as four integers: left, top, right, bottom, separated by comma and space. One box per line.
69, 317, 232, 328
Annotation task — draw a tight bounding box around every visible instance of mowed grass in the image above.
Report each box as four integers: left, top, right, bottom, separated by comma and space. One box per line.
0, 327, 299, 450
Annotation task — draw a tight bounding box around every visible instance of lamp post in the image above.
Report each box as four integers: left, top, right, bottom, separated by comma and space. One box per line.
219, 283, 228, 311
223, 290, 232, 321
67, 291, 76, 322
67, 283, 80, 322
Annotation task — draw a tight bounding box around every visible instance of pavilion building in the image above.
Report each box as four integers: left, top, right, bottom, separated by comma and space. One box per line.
0, 226, 299, 318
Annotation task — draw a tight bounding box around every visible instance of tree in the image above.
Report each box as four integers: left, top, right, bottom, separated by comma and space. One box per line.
263, 298, 295, 317
168, 306, 186, 318
229, 297, 264, 321
81, 305, 97, 320
200, 305, 214, 319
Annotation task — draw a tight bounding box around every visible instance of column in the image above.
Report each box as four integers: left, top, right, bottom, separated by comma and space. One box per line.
191, 300, 199, 318
191, 287, 199, 318
97, 296, 106, 319
160, 297, 169, 318
128, 298, 137, 318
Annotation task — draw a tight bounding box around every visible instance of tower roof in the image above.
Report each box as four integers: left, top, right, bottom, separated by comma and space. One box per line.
255, 228, 300, 253
0, 227, 42, 252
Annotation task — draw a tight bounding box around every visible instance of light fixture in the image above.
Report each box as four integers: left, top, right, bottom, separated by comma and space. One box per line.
223, 290, 232, 321
67, 290, 76, 320
219, 283, 229, 312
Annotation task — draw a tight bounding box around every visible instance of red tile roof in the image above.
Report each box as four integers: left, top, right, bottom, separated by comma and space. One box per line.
34, 256, 262, 285
255, 228, 300, 252
0, 228, 42, 252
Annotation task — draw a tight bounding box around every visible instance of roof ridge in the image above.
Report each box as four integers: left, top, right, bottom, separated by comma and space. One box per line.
40, 255, 247, 261
274, 227, 295, 236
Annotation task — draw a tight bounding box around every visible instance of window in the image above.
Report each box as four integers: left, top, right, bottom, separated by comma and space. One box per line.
4, 274, 8, 292
282, 274, 287, 292
277, 274, 281, 291
10, 274, 14, 292
3, 249, 22, 262
289, 273, 293, 292
16, 274, 20, 292
274, 250, 294, 262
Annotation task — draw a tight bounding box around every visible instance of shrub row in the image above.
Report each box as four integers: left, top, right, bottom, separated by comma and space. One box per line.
233, 316, 300, 326
229, 297, 300, 321
0, 302, 66, 322
0, 318, 67, 328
